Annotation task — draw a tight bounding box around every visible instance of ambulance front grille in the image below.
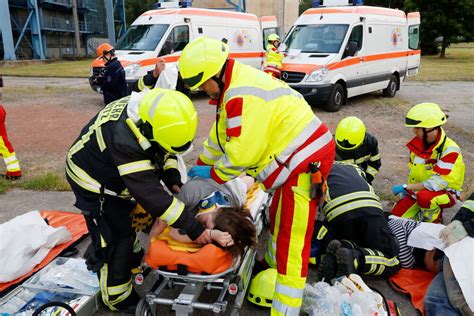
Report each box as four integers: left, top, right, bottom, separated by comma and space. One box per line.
281, 71, 306, 83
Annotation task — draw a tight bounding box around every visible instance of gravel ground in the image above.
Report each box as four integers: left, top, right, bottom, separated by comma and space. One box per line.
0, 78, 472, 315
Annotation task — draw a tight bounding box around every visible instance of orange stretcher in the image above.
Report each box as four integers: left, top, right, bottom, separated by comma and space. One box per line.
136, 185, 269, 316
0, 211, 88, 293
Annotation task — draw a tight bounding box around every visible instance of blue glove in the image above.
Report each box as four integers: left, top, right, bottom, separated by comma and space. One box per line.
392, 184, 407, 198
188, 165, 212, 179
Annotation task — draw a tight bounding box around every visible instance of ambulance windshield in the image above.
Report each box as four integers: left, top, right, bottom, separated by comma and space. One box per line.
284, 24, 349, 54
115, 24, 169, 51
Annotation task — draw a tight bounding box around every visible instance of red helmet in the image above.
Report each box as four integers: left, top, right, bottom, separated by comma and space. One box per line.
96, 43, 114, 57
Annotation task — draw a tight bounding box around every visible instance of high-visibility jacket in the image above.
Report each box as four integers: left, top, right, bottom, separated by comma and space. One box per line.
66, 96, 204, 240
266, 44, 284, 69
197, 59, 333, 191
323, 162, 383, 222
451, 193, 474, 237
0, 105, 21, 177
406, 128, 464, 196
336, 132, 381, 184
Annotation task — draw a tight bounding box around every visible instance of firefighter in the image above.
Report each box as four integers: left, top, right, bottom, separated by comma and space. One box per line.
334, 116, 381, 184
316, 162, 400, 280
179, 36, 335, 316
66, 88, 211, 312
264, 33, 285, 78
95, 43, 128, 105
391, 103, 465, 223
0, 76, 21, 180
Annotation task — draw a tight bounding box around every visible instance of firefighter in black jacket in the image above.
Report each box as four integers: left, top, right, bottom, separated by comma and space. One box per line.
95, 43, 128, 105
315, 162, 400, 280
66, 89, 211, 311
335, 116, 381, 184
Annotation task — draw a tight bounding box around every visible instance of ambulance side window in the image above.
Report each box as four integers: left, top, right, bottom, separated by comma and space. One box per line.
409, 25, 420, 50
263, 27, 279, 49
348, 25, 363, 50
159, 25, 189, 57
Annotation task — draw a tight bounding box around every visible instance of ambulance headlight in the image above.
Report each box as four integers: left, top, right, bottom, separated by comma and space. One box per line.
306, 67, 328, 82
124, 63, 141, 77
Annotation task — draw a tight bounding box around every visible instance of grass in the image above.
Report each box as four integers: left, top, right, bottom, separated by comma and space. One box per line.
0, 59, 93, 78
412, 43, 474, 82
0, 171, 71, 194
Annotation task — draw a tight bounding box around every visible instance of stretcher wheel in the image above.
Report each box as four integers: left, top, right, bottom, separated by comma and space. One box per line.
135, 297, 154, 316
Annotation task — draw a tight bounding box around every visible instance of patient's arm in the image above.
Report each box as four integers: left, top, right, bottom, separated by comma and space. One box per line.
239, 175, 255, 191
149, 219, 167, 240
169, 228, 234, 247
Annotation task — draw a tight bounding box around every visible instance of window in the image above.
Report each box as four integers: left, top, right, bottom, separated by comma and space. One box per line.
159, 25, 190, 57
284, 24, 349, 54
115, 24, 169, 51
409, 25, 420, 50
347, 25, 363, 50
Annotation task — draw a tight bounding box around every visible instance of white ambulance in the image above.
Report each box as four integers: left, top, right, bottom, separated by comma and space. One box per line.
90, 8, 276, 91
280, 5, 421, 111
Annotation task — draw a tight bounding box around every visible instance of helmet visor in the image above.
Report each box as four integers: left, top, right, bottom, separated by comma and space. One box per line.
182, 72, 204, 90
405, 117, 423, 127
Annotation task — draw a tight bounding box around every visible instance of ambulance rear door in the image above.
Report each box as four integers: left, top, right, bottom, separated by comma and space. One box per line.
406, 12, 421, 77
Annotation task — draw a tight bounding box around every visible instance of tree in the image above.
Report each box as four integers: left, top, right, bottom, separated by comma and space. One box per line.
125, 0, 156, 27
404, 0, 474, 58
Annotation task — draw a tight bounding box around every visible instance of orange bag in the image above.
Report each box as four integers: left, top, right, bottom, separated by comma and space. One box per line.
389, 268, 436, 315
145, 239, 234, 275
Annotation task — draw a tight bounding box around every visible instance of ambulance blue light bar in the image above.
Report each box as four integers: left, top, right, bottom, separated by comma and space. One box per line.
312, 0, 364, 7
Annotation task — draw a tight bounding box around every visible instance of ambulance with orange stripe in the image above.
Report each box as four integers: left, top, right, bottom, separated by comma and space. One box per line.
280, 5, 421, 112
90, 8, 275, 92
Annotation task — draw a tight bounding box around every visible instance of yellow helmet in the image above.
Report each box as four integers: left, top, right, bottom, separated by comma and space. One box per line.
335, 116, 366, 150
179, 36, 229, 90
268, 34, 280, 42
405, 102, 447, 128
138, 88, 197, 154
247, 268, 277, 307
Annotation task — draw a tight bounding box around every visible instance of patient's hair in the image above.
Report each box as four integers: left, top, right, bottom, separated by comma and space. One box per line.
213, 206, 257, 258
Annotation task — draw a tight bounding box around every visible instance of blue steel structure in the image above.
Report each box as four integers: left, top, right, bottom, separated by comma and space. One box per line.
1, 0, 126, 60
105, 0, 126, 46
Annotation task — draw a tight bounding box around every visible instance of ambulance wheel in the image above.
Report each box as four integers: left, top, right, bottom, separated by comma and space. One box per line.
383, 75, 398, 97
324, 83, 344, 112
136, 297, 154, 316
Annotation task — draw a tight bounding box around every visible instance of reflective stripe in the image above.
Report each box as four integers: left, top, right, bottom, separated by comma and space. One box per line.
138, 78, 145, 91
413, 156, 425, 164
272, 298, 301, 316
316, 225, 328, 240
206, 137, 222, 152
148, 93, 165, 120
4, 155, 17, 163
224, 86, 303, 104
436, 160, 454, 170
324, 191, 380, 214
227, 116, 242, 129
96, 126, 106, 152
462, 200, 474, 212
100, 264, 118, 311
366, 165, 378, 177
275, 284, 304, 299
6, 162, 20, 170
325, 199, 383, 222
66, 159, 117, 196
159, 198, 185, 225
163, 157, 178, 171
117, 160, 154, 176
220, 155, 247, 172
201, 147, 222, 162
424, 174, 449, 191
110, 285, 132, 306
108, 280, 132, 296
365, 255, 399, 267
374, 264, 385, 276
443, 146, 461, 155
262, 130, 333, 189
369, 153, 381, 162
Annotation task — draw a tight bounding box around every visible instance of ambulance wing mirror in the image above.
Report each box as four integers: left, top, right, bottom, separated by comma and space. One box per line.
343, 41, 358, 58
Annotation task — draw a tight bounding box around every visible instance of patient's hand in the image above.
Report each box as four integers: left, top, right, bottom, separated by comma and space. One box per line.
149, 219, 167, 241
210, 229, 234, 248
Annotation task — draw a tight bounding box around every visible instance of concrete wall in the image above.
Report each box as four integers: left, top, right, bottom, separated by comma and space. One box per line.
192, 0, 299, 34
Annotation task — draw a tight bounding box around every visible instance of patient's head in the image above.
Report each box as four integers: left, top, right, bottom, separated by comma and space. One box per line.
213, 206, 257, 258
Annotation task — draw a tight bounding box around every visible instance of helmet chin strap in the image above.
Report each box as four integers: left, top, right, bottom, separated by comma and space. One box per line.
422, 127, 437, 149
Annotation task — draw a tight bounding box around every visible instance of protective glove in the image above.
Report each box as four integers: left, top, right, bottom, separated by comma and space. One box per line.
391, 184, 407, 198
84, 242, 105, 273
439, 220, 468, 246
187, 165, 212, 179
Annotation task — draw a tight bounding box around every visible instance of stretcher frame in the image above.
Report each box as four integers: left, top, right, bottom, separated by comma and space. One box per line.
136, 190, 269, 316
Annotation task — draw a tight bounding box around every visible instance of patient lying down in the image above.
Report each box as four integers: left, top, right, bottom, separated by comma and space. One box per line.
149, 176, 257, 259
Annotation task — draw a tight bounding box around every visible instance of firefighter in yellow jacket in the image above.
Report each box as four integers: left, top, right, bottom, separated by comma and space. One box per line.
264, 34, 285, 78
391, 103, 465, 223
179, 37, 335, 315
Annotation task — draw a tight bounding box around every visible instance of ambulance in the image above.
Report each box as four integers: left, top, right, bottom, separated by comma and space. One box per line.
89, 8, 277, 91
280, 5, 421, 111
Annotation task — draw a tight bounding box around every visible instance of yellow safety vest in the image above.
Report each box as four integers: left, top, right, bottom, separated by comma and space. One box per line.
266, 44, 284, 68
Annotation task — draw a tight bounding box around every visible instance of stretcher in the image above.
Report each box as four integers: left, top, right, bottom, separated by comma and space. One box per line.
135, 185, 269, 316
